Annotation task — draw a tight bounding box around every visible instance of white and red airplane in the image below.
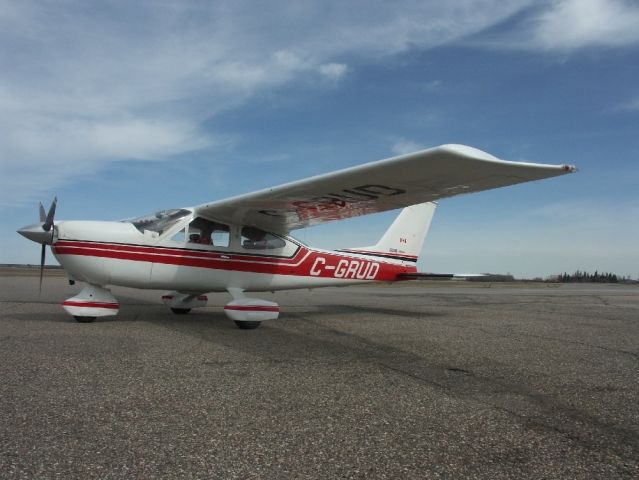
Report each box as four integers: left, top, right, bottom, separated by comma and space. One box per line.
18, 144, 576, 329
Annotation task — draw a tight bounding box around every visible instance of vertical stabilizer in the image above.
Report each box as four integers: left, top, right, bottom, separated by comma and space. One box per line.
340, 202, 437, 263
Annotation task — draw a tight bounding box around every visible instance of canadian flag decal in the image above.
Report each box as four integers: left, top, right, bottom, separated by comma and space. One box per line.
399, 237, 407, 244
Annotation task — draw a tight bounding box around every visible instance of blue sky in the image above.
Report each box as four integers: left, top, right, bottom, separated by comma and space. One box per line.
1, 0, 638, 278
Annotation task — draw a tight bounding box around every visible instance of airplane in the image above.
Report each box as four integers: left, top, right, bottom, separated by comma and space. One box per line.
17, 144, 576, 329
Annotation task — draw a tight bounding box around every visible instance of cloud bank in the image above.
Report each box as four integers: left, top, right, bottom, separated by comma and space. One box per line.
1, 0, 638, 206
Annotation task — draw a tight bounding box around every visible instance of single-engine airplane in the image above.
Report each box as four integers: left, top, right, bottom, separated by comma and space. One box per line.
18, 144, 576, 329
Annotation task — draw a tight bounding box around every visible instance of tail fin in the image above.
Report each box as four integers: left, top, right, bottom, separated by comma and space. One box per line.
340, 202, 437, 263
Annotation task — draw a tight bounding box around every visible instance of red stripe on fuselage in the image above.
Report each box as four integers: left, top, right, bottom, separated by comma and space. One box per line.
54, 241, 304, 264
53, 241, 415, 281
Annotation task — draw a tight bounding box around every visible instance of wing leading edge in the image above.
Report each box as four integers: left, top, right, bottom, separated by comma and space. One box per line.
194, 144, 576, 234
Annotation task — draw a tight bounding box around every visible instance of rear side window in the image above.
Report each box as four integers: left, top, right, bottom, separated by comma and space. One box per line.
241, 227, 286, 250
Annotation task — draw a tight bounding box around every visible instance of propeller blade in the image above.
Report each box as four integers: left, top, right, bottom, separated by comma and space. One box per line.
39, 203, 46, 222
42, 197, 57, 232
39, 243, 46, 296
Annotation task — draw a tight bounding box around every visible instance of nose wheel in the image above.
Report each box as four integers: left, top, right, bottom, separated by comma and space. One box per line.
170, 307, 191, 314
62, 284, 119, 321
234, 320, 261, 329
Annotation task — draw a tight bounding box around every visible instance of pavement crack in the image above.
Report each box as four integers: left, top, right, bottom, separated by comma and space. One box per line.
376, 362, 451, 391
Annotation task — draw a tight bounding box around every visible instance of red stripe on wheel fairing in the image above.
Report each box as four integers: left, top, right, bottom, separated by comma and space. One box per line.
63, 301, 119, 309
224, 305, 280, 312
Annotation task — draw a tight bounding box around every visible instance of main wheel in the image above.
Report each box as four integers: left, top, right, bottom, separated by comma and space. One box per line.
234, 320, 261, 330
74, 316, 96, 323
171, 308, 191, 314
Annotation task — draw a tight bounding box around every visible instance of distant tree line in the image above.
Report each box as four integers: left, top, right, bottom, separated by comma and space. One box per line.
557, 271, 618, 283
469, 274, 515, 282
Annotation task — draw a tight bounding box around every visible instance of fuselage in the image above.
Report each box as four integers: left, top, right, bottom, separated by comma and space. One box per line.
50, 210, 416, 294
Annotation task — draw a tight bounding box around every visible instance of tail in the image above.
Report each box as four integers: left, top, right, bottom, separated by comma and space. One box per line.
340, 202, 437, 263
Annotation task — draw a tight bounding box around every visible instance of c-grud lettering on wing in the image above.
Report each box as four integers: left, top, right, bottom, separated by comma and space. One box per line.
259, 184, 406, 217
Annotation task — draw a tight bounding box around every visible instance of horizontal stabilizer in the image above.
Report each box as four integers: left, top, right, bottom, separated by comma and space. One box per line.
397, 273, 487, 280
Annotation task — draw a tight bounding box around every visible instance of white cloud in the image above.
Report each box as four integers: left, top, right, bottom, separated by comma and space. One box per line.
532, 0, 639, 50
273, 52, 348, 81
476, 0, 639, 51
317, 63, 348, 80
421, 80, 442, 90
391, 138, 428, 155
618, 97, 639, 111
273, 50, 307, 71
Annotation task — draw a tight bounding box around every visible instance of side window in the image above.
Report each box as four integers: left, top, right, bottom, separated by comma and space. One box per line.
241, 227, 286, 250
189, 217, 230, 248
212, 228, 230, 247
170, 228, 186, 244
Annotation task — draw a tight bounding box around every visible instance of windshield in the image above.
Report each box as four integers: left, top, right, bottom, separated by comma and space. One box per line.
125, 209, 191, 235
287, 233, 309, 247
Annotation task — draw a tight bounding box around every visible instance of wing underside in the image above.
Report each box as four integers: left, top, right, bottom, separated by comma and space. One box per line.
194, 144, 576, 234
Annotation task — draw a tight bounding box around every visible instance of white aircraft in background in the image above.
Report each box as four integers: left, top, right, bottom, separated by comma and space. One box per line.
18, 144, 576, 329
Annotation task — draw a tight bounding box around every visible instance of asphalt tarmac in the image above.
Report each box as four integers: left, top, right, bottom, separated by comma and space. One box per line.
1, 272, 638, 479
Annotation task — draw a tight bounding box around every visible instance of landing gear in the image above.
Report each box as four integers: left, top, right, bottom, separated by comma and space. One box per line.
234, 320, 261, 330
171, 307, 191, 315
224, 288, 279, 328
74, 316, 96, 323
162, 293, 207, 314
63, 285, 119, 321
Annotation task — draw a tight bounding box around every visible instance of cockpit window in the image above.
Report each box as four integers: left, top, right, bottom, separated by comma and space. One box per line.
125, 209, 190, 235
241, 226, 286, 250
189, 217, 230, 247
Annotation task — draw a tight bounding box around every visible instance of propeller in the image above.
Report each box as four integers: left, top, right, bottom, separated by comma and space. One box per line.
39, 243, 47, 294
38, 197, 57, 294
16, 198, 58, 295
42, 197, 57, 232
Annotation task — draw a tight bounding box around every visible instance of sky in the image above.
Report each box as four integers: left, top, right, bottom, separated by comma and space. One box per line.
1, 0, 638, 279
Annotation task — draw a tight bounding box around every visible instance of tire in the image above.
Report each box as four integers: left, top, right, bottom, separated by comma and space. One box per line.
171, 308, 191, 314
74, 316, 96, 323
234, 320, 261, 330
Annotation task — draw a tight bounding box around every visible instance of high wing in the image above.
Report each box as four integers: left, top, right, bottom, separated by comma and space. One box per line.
194, 144, 576, 234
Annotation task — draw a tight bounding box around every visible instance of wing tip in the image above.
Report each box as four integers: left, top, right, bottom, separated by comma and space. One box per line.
562, 164, 578, 173
438, 144, 579, 175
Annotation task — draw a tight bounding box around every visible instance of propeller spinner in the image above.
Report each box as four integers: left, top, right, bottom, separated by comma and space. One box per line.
17, 197, 58, 294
